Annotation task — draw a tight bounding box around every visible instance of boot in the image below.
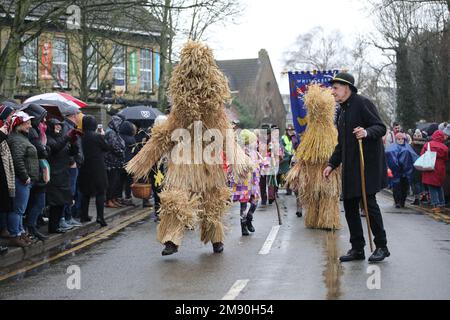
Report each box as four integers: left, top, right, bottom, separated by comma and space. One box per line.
162, 241, 178, 256
296, 210, 303, 218
8, 236, 31, 247
96, 218, 107, 227
96, 209, 107, 227
246, 214, 255, 232
212, 242, 224, 253
241, 219, 250, 236
28, 226, 49, 241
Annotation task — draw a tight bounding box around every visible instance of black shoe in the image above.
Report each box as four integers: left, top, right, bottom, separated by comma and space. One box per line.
80, 216, 92, 222
296, 211, 303, 218
28, 226, 49, 241
241, 220, 250, 236
96, 218, 107, 227
395, 203, 401, 208
0, 246, 8, 255
246, 219, 255, 233
162, 241, 178, 256
212, 242, 224, 253
268, 200, 274, 205
368, 247, 390, 262
339, 249, 365, 262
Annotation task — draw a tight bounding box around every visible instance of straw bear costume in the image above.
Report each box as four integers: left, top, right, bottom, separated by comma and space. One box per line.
126, 41, 252, 254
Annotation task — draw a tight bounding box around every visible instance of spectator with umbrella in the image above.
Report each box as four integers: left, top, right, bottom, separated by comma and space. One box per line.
61, 106, 84, 229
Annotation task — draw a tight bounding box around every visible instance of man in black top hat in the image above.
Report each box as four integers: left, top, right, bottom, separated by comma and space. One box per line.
323, 72, 390, 262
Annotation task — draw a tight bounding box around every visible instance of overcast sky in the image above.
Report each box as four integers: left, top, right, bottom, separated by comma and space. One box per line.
203, 0, 376, 94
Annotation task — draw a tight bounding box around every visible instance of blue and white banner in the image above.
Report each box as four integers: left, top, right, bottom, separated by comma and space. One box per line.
288, 70, 339, 139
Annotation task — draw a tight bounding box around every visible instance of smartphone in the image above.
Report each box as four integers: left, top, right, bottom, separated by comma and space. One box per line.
97, 124, 103, 129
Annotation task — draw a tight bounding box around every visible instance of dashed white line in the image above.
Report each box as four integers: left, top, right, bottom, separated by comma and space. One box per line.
222, 279, 249, 300
258, 225, 280, 255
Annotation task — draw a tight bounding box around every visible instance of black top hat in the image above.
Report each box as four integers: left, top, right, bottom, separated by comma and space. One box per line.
330, 72, 358, 93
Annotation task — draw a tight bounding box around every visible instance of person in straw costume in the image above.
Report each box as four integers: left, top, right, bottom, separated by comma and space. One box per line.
285, 84, 341, 230
126, 41, 252, 256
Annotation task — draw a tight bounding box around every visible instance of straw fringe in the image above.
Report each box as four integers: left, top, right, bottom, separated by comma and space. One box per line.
199, 187, 232, 244
157, 188, 201, 246
125, 121, 174, 181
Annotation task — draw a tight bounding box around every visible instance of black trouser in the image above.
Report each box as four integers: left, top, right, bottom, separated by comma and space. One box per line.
81, 193, 105, 221
48, 205, 64, 233
149, 169, 162, 214
393, 177, 409, 206
259, 175, 267, 204
120, 168, 133, 199
107, 168, 121, 201
343, 194, 387, 250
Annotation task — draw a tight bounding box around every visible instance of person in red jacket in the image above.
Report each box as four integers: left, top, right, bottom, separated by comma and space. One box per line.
420, 130, 449, 213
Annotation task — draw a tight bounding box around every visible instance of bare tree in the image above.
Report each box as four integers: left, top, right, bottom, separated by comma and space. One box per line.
283, 26, 350, 71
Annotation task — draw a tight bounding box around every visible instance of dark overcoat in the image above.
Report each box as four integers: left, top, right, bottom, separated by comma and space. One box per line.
78, 116, 111, 197
46, 119, 76, 206
328, 93, 388, 199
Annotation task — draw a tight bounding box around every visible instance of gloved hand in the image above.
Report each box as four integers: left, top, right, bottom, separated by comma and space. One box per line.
67, 129, 83, 144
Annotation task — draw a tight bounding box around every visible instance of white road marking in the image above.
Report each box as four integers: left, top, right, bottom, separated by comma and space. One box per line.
222, 279, 249, 300
258, 225, 280, 255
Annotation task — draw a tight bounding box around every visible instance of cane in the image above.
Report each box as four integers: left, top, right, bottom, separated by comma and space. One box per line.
269, 175, 282, 225
358, 139, 374, 252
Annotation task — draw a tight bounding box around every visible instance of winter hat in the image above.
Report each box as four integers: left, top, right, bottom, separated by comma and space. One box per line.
10, 111, 34, 130
413, 129, 422, 139
443, 124, 450, 137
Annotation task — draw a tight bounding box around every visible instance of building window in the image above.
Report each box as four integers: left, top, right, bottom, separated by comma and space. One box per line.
87, 43, 98, 90
20, 36, 38, 86
52, 38, 69, 88
112, 44, 126, 90
140, 48, 152, 92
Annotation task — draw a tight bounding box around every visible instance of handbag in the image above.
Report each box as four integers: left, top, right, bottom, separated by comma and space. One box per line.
413, 143, 436, 171
39, 159, 51, 184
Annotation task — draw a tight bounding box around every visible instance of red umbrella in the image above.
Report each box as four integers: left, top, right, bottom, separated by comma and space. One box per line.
24, 92, 88, 108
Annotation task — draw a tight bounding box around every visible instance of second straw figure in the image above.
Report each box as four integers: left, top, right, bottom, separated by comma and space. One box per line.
286, 84, 341, 230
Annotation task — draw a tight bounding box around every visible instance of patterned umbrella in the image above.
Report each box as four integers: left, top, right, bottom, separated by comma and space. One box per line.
24, 92, 88, 108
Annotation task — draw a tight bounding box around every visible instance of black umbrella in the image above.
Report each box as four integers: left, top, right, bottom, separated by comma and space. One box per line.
118, 105, 163, 127
1, 100, 26, 111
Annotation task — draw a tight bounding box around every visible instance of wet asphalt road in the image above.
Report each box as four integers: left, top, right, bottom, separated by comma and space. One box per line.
0, 191, 449, 300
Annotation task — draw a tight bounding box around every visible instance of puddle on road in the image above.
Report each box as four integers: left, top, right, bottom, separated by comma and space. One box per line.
322, 231, 343, 300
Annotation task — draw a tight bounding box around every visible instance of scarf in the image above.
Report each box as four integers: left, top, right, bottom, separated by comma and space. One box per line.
0, 140, 15, 197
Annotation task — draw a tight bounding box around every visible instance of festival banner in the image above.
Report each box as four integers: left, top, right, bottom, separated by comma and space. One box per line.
40, 42, 53, 80
288, 70, 339, 138
129, 51, 137, 85
154, 52, 160, 86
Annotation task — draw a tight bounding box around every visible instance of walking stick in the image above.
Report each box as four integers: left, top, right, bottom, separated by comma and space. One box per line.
270, 175, 282, 225
358, 139, 374, 252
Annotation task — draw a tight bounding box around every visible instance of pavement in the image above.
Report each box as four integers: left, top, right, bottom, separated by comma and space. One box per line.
0, 199, 154, 275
